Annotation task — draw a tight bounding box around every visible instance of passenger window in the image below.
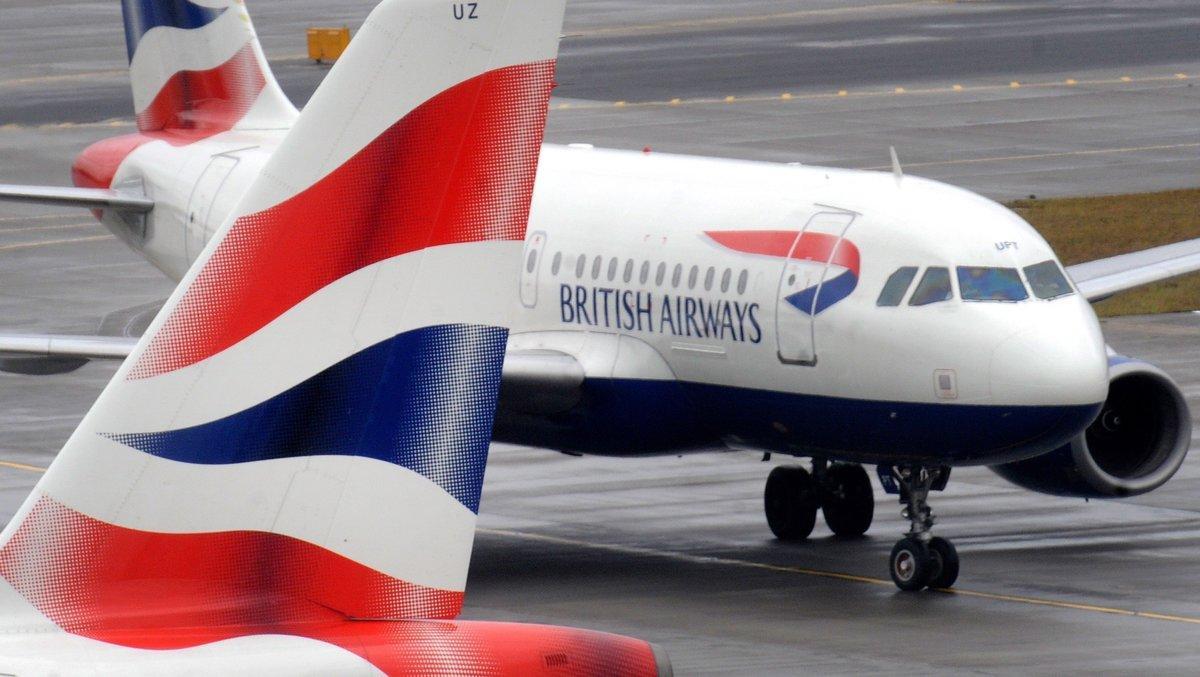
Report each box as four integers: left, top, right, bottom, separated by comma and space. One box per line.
640, 261, 650, 284
704, 267, 715, 291
958, 266, 1028, 302
656, 262, 667, 286
909, 267, 953, 306
526, 248, 539, 274
623, 259, 634, 283
688, 265, 699, 289
672, 264, 683, 288
877, 266, 918, 306
576, 254, 586, 278
551, 252, 562, 276
608, 257, 619, 281
592, 255, 602, 280
720, 268, 732, 293
1024, 260, 1074, 300
737, 269, 749, 295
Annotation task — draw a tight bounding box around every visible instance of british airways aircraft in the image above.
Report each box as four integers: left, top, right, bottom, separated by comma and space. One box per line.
2, 0, 1199, 593
0, 0, 674, 673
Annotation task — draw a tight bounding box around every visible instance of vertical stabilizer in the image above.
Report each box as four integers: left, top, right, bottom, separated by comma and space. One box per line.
1, 0, 563, 654
121, 0, 299, 138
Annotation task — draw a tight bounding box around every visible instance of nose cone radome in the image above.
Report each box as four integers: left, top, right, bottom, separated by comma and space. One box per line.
988, 303, 1109, 407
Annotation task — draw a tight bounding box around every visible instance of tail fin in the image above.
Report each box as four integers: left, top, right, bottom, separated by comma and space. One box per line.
1, 0, 562, 649
121, 0, 298, 138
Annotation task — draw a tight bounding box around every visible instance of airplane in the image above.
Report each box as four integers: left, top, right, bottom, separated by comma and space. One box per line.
2, 0, 1199, 592
0, 0, 675, 673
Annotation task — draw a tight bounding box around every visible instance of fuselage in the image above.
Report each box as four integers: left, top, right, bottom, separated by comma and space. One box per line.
74, 130, 1109, 466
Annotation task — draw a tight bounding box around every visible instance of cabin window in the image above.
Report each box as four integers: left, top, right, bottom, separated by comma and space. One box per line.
688, 265, 699, 289
525, 248, 539, 274
909, 267, 953, 306
720, 268, 732, 293
1024, 260, 1074, 300
877, 266, 919, 306
656, 262, 667, 286
592, 255, 603, 280
608, 257, 619, 281
640, 261, 651, 284
958, 266, 1028, 302
575, 254, 586, 278
672, 264, 683, 288
737, 269, 749, 295
550, 252, 562, 276
623, 259, 634, 283
704, 267, 716, 291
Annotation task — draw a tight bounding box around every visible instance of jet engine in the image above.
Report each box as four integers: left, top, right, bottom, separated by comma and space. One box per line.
990, 356, 1192, 498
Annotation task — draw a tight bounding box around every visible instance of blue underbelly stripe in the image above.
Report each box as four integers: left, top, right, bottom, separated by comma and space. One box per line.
104, 324, 508, 513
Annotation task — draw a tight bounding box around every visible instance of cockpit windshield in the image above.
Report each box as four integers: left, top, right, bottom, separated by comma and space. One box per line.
1024, 260, 1074, 299
909, 267, 953, 306
957, 266, 1028, 302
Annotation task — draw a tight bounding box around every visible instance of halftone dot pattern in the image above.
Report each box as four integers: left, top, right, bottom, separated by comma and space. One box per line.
0, 496, 465, 643
130, 59, 557, 379
135, 43, 267, 141
107, 324, 506, 512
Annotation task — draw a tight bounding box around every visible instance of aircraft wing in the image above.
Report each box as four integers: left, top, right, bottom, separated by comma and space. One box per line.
0, 336, 586, 408
0, 184, 154, 213
1068, 237, 1200, 302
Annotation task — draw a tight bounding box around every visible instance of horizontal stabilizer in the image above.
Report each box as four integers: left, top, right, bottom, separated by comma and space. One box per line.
0, 334, 138, 360
0, 184, 154, 213
1068, 238, 1200, 301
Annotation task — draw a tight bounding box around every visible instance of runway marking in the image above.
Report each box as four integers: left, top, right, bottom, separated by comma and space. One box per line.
0, 461, 45, 473
551, 72, 1197, 112
0, 214, 77, 225
0, 222, 98, 235
0, 69, 127, 88
858, 142, 1200, 171
479, 527, 1200, 626
563, 1, 954, 38
0, 234, 113, 252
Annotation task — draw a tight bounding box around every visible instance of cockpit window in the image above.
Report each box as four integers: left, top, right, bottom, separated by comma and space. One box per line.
1024, 260, 1074, 300
877, 267, 919, 306
957, 266, 1028, 302
909, 267, 953, 306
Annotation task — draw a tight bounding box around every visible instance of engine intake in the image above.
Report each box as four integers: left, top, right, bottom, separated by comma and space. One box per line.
990, 356, 1192, 498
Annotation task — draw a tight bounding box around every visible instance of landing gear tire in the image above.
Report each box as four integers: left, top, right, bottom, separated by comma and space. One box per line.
820, 462, 874, 537
926, 536, 959, 589
889, 537, 933, 591
764, 465, 818, 541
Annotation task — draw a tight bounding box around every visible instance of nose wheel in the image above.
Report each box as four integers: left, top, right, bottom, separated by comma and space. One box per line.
882, 464, 959, 591
764, 461, 875, 541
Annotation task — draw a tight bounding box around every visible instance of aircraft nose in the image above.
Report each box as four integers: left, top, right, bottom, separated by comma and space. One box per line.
988, 310, 1109, 406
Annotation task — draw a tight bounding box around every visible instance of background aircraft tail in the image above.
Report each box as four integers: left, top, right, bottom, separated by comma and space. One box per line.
1, 0, 562, 653
121, 0, 298, 137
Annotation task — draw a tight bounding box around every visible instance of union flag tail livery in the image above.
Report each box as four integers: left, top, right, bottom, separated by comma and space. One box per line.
122, 0, 298, 139
0, 0, 669, 674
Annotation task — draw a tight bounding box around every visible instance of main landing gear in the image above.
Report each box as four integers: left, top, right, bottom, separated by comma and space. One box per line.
880, 464, 959, 591
764, 460, 875, 541
764, 460, 960, 591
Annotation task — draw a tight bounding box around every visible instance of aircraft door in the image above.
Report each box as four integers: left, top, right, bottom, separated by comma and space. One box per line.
520, 230, 547, 308
775, 210, 857, 366
186, 156, 239, 263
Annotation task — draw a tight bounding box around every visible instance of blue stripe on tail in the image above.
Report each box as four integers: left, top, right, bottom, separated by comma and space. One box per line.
121, 0, 228, 60
104, 324, 508, 513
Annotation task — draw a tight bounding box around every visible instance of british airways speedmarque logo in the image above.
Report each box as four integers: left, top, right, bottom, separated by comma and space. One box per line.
121, 0, 228, 60
705, 230, 861, 315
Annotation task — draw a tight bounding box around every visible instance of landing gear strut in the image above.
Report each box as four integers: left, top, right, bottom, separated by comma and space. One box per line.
881, 464, 959, 591
764, 461, 874, 541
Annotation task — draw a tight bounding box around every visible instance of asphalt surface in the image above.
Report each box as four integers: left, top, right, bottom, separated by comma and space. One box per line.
0, 1, 1199, 674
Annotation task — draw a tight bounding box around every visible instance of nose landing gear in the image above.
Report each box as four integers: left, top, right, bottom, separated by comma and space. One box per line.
764, 460, 875, 541
881, 464, 959, 591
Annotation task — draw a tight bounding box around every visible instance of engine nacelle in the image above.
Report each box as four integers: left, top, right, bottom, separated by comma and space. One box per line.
990, 356, 1192, 498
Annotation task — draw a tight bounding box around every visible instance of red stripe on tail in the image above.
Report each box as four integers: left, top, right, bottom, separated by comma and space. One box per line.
0, 496, 462, 647
130, 60, 557, 379
135, 43, 266, 144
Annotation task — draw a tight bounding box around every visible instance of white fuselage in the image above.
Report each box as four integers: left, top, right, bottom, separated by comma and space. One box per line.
89, 132, 1109, 464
